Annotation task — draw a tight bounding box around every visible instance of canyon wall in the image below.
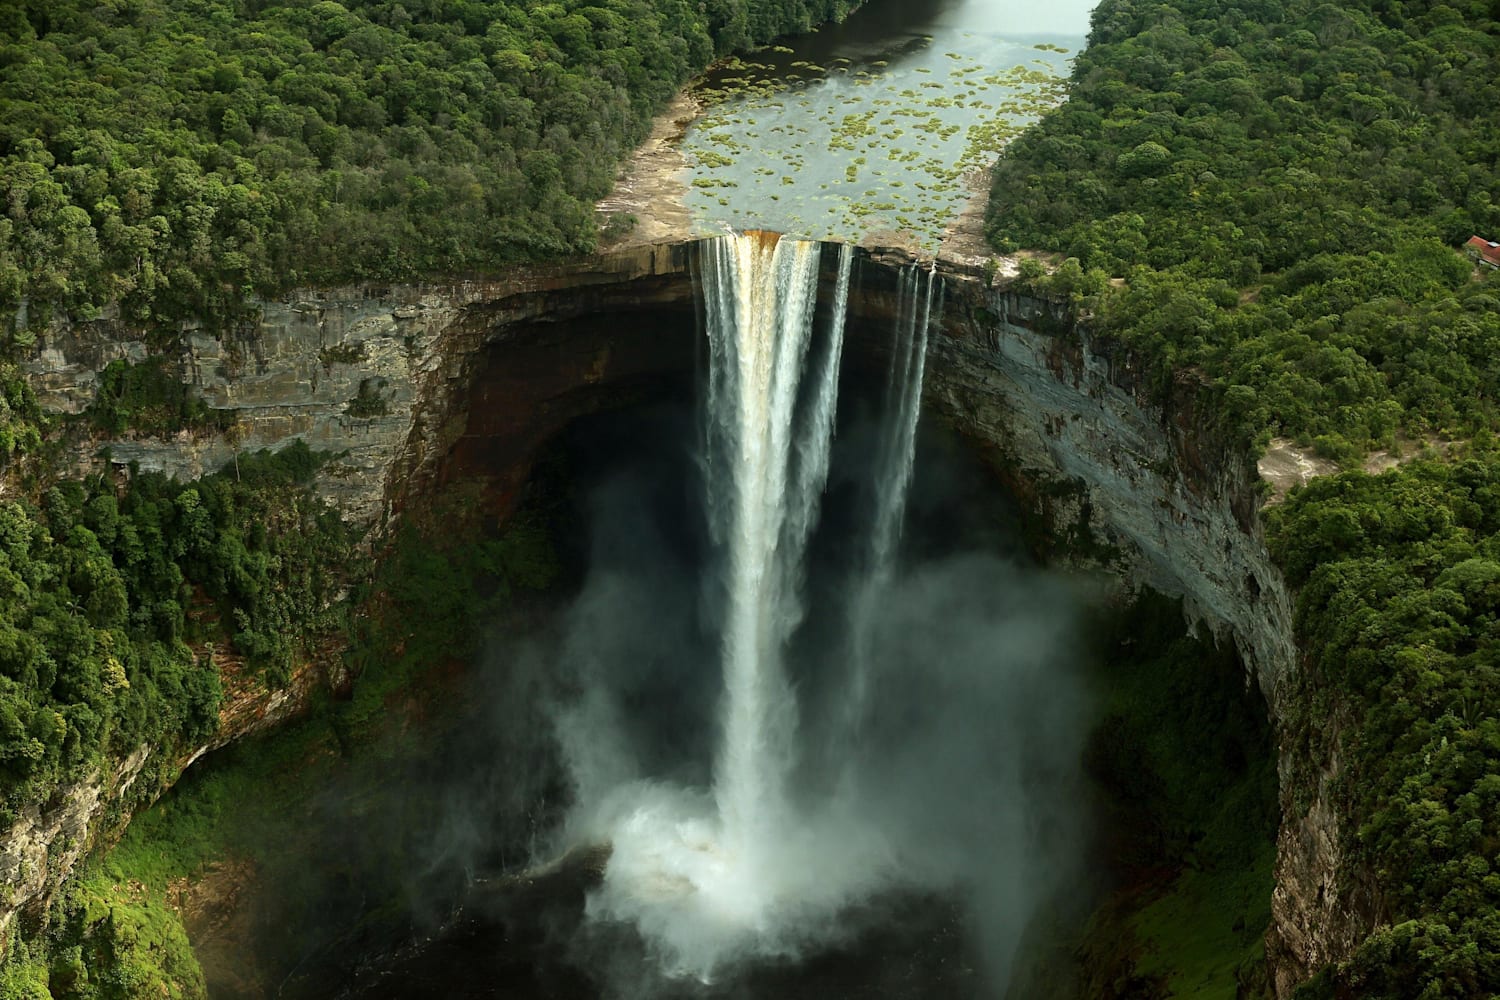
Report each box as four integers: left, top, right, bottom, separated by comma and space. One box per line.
906, 260, 1355, 997
1, 244, 693, 946
18, 244, 694, 530
5, 239, 1346, 996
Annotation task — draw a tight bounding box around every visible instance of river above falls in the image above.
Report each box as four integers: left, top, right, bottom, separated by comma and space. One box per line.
676, 0, 1091, 249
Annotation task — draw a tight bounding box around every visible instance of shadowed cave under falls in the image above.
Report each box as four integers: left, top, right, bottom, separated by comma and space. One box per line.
333, 234, 1090, 999
213, 235, 1273, 999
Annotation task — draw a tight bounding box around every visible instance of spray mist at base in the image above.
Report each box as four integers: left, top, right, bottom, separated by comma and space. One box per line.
548, 233, 1086, 993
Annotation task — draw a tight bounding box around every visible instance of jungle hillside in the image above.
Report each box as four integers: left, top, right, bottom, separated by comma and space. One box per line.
988, 0, 1500, 994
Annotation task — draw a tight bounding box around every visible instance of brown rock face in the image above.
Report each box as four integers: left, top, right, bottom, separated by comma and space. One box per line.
416, 286, 699, 524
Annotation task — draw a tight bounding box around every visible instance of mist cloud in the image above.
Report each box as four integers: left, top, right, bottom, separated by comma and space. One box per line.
540, 403, 1090, 997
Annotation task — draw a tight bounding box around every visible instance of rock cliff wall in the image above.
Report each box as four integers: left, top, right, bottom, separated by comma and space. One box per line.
919, 262, 1366, 1000
916, 268, 1352, 997
6, 239, 1345, 995
19, 243, 692, 531
0, 243, 693, 948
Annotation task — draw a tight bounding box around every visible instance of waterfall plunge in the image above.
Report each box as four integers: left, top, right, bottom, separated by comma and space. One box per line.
840, 264, 943, 737
577, 233, 943, 982
701, 233, 832, 861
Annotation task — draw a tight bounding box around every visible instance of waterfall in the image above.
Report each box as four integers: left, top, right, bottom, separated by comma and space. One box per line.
838, 263, 942, 737
699, 232, 850, 858
868, 264, 941, 579
784, 241, 853, 563
580, 234, 954, 983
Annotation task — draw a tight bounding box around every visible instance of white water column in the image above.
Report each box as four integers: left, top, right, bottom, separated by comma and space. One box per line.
869, 264, 941, 577
700, 232, 852, 860
839, 263, 942, 738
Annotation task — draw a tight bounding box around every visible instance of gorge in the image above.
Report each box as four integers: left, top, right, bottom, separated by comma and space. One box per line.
11, 229, 1293, 997
10, 0, 1497, 993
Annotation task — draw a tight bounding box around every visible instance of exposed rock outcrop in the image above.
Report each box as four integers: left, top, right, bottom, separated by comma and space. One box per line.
21, 243, 693, 533
1263, 706, 1384, 998
0, 746, 148, 947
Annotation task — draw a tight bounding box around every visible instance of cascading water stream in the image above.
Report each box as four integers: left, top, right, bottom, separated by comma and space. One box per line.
577, 233, 954, 983
699, 232, 840, 860
784, 241, 854, 567
580, 233, 859, 979
869, 265, 942, 577
837, 263, 943, 740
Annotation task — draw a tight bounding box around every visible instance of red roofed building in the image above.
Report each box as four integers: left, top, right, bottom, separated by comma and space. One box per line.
1466, 235, 1500, 268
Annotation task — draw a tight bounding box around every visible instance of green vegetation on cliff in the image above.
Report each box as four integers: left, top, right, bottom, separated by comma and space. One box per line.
0, 486, 556, 998
88, 358, 234, 438
988, 0, 1500, 462
1269, 455, 1500, 998
0, 363, 41, 469
58, 499, 560, 997
0, 442, 353, 824
0, 0, 862, 332
989, 0, 1500, 994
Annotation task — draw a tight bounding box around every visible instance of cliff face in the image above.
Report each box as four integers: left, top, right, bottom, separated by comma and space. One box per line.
0, 746, 149, 946
20, 243, 694, 532
9, 239, 1346, 994
0, 243, 694, 948
911, 267, 1353, 998
858, 260, 1296, 701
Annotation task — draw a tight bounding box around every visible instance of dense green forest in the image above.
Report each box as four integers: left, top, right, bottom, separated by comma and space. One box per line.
1270, 459, 1500, 998
0, 0, 861, 331
990, 0, 1500, 462
0, 442, 352, 823
988, 0, 1500, 994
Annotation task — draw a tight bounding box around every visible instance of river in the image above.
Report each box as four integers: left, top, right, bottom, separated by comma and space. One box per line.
680, 0, 1091, 248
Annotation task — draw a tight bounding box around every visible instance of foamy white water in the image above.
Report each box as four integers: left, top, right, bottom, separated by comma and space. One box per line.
703, 232, 824, 855
585, 234, 861, 979
784, 241, 854, 566
870, 265, 941, 578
